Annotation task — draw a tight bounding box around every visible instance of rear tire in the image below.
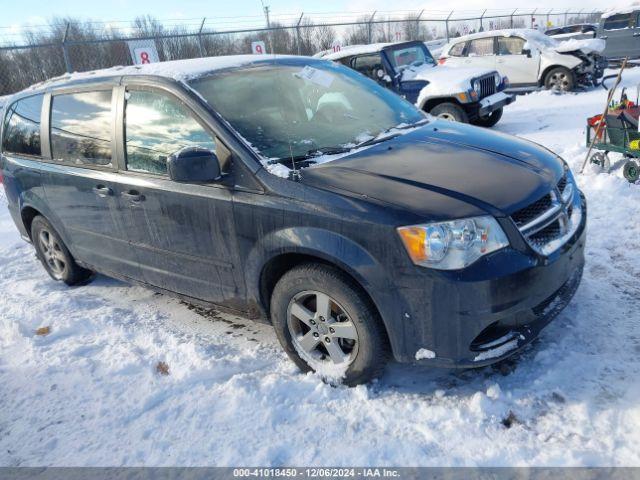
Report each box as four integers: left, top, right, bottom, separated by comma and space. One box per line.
429, 102, 469, 123
544, 67, 575, 92
270, 263, 389, 386
31, 215, 93, 286
473, 107, 503, 128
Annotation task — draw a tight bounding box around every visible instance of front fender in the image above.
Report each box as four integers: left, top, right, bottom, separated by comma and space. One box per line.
244, 226, 411, 358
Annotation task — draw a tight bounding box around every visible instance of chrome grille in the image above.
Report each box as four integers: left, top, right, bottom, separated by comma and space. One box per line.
512, 194, 553, 228
511, 172, 582, 256
476, 74, 497, 99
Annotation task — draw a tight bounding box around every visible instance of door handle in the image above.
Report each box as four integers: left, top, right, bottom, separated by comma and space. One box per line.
122, 190, 144, 202
92, 185, 113, 197
600, 35, 608, 39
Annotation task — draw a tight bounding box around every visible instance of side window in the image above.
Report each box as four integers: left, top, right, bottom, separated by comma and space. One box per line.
352, 54, 384, 79
2, 94, 44, 156
125, 90, 216, 175
497, 37, 526, 55
448, 42, 466, 57
467, 38, 495, 56
50, 91, 113, 167
603, 13, 632, 30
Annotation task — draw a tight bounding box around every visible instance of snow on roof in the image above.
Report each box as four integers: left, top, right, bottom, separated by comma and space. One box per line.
320, 43, 393, 60
601, 4, 640, 18
446, 28, 541, 44
24, 54, 303, 93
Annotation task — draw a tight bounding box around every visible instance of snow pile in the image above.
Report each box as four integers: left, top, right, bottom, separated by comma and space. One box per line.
554, 38, 606, 54
321, 43, 392, 61
415, 348, 436, 360
601, 3, 640, 18
1, 70, 640, 467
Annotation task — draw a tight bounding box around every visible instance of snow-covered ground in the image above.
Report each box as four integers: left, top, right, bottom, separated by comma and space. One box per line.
1, 69, 640, 467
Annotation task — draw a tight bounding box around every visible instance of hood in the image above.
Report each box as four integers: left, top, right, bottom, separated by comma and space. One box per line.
300, 121, 565, 220
552, 38, 606, 55
402, 64, 496, 90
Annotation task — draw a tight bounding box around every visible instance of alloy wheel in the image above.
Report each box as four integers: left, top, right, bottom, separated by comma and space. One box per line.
38, 229, 66, 280
550, 72, 570, 91
286, 290, 359, 369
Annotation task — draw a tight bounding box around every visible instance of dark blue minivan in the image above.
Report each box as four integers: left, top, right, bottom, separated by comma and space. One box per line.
0, 55, 585, 385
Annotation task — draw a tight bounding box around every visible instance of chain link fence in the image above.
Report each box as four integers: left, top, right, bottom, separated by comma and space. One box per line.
0, 9, 602, 97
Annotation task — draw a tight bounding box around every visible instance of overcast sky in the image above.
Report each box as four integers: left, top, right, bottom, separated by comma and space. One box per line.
0, 0, 611, 36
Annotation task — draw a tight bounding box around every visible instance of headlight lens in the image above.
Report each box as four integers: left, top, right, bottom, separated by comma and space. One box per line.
397, 216, 509, 270
494, 74, 501, 87
473, 81, 481, 96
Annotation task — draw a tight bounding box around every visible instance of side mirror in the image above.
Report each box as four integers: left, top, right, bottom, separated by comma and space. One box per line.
167, 147, 221, 183
522, 48, 532, 58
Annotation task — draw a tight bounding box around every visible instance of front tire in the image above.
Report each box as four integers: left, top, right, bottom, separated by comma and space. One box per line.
429, 102, 469, 123
31, 215, 93, 286
544, 67, 575, 92
473, 107, 503, 128
270, 263, 389, 386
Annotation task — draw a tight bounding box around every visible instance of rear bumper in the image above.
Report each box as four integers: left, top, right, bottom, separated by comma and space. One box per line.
386, 194, 586, 367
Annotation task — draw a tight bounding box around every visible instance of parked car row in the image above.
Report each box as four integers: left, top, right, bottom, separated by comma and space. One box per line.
0, 54, 586, 385
319, 41, 514, 126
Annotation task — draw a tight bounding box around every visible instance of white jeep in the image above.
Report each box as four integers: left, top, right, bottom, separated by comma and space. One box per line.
319, 41, 515, 127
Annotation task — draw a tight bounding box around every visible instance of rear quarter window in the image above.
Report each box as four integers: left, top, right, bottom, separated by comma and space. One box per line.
50, 90, 113, 167
448, 42, 466, 56
2, 94, 44, 157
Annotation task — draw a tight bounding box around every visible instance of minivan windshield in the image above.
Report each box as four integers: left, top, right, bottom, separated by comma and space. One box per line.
190, 61, 426, 162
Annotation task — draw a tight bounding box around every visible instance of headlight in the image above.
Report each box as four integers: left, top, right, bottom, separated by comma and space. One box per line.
494, 74, 501, 87
473, 81, 481, 96
397, 216, 509, 270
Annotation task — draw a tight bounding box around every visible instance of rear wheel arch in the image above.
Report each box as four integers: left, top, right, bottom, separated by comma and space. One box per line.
20, 206, 41, 240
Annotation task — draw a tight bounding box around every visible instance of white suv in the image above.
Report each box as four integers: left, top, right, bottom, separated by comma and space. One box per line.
440, 29, 607, 92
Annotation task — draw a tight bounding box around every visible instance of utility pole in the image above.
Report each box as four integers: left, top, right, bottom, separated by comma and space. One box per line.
260, 1, 273, 53
263, 3, 271, 28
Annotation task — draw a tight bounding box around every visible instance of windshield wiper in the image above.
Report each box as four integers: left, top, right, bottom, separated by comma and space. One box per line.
354, 119, 429, 148
355, 133, 401, 149
270, 119, 429, 166
270, 146, 352, 166
396, 118, 430, 129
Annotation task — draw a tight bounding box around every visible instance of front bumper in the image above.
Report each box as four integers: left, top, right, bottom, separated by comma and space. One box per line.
462, 91, 515, 121
477, 91, 515, 117
387, 194, 586, 367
